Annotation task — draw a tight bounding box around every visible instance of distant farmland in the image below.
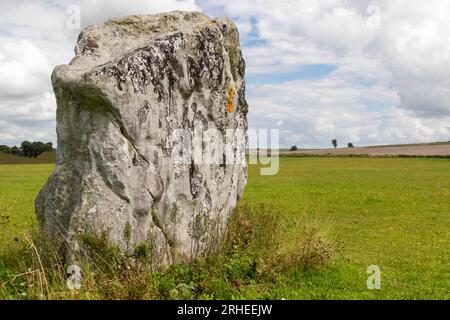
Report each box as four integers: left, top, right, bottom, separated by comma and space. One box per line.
0, 151, 56, 164
278, 142, 450, 157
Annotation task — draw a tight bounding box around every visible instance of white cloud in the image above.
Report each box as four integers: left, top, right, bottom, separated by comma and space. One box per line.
248, 67, 450, 148
372, 1, 450, 117
0, 119, 56, 145
1, 91, 56, 121
0, 40, 52, 98
75, 0, 201, 27
201, 0, 450, 146
0, 91, 57, 145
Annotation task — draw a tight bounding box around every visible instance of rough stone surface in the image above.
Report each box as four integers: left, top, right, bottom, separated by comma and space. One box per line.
35, 11, 248, 266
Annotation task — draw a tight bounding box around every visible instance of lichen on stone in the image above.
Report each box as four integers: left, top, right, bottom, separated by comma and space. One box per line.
226, 86, 235, 113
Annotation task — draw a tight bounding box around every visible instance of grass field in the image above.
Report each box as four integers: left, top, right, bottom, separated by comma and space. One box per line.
0, 157, 449, 299
245, 157, 450, 299
0, 164, 54, 251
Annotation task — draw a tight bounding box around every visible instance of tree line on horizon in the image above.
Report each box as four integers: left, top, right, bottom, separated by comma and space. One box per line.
0, 141, 54, 158
289, 139, 355, 151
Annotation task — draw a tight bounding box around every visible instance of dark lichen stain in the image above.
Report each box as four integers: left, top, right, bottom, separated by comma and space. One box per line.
237, 84, 249, 116
189, 161, 203, 199
190, 27, 224, 91
94, 33, 185, 101
137, 100, 151, 124
191, 103, 208, 128
78, 35, 99, 56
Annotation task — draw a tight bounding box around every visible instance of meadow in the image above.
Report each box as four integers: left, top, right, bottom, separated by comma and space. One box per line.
0, 157, 449, 299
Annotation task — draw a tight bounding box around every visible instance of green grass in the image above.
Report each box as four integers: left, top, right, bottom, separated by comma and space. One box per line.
0, 164, 54, 250
244, 157, 450, 299
0, 157, 449, 299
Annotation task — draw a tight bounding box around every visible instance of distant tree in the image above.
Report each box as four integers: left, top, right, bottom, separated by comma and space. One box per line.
44, 142, 53, 152
8, 141, 54, 158
0, 145, 10, 153
332, 139, 338, 148
10, 146, 19, 155
30, 141, 45, 157
290, 145, 298, 151
21, 141, 32, 157
348, 142, 355, 148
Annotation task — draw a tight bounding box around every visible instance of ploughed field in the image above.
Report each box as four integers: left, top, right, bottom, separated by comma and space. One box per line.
280, 142, 450, 157
0, 157, 449, 299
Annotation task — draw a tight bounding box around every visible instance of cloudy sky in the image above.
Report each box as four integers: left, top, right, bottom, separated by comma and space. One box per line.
1, 0, 449, 148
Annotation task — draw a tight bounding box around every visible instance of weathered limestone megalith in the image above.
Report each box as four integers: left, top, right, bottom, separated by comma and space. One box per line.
36, 11, 248, 266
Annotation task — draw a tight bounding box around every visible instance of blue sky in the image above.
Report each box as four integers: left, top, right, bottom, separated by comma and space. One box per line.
1, 0, 450, 148
246, 64, 338, 86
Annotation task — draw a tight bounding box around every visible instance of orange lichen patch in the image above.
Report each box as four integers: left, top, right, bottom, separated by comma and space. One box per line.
226, 87, 235, 113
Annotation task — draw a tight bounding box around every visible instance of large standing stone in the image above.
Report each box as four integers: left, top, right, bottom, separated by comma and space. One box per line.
36, 11, 248, 266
